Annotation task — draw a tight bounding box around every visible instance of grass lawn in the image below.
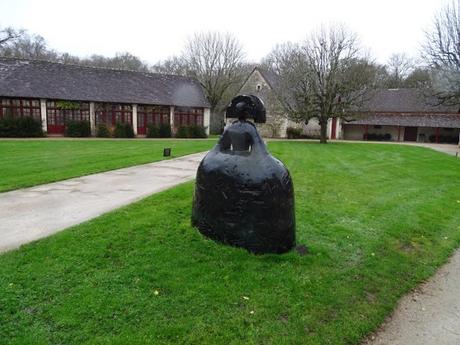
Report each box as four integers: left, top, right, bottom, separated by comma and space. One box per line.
0, 139, 213, 192
1, 142, 460, 344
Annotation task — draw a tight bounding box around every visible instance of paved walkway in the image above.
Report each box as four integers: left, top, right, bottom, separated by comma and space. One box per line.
339, 140, 460, 158
364, 250, 460, 345
409, 142, 460, 158
0, 152, 206, 253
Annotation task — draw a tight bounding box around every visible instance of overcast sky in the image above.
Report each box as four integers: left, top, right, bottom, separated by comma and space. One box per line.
0, 0, 452, 65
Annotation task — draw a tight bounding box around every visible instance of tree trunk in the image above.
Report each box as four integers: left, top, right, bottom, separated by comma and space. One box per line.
209, 111, 225, 135
319, 119, 328, 144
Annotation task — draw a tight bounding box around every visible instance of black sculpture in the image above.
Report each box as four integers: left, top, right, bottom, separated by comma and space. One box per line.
191, 95, 296, 254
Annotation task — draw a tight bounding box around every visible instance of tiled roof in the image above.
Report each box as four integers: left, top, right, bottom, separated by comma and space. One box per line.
0, 57, 210, 107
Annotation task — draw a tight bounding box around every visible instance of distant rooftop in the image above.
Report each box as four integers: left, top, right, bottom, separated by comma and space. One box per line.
346, 114, 460, 128
359, 88, 458, 114
0, 57, 210, 108
348, 89, 460, 128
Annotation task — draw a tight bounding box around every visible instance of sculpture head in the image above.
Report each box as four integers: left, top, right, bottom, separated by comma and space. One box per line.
225, 95, 266, 123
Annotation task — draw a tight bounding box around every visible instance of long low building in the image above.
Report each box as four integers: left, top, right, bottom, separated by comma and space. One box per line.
335, 88, 460, 144
0, 57, 211, 136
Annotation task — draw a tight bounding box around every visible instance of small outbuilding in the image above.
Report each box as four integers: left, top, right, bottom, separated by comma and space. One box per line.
0, 57, 211, 136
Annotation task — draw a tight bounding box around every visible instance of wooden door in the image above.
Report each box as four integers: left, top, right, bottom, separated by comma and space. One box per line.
404, 127, 418, 141
137, 114, 146, 135
331, 118, 337, 139
47, 110, 65, 134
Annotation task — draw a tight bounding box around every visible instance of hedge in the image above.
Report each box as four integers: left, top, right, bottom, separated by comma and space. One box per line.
96, 124, 111, 138
114, 123, 134, 138
0, 116, 44, 137
146, 123, 172, 138
286, 127, 302, 139
175, 125, 207, 138
159, 123, 172, 138
65, 120, 91, 137
146, 124, 160, 138
175, 126, 189, 138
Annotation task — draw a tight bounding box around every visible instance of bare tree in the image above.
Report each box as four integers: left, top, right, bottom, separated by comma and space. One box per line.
0, 27, 23, 47
106, 52, 150, 72
385, 53, 414, 88
262, 42, 299, 76
153, 33, 246, 133
423, 1, 460, 105
265, 26, 376, 143
152, 56, 189, 75
404, 67, 432, 88
77, 52, 150, 72
182, 32, 246, 133
58, 52, 82, 65
0, 30, 58, 61
0, 27, 151, 72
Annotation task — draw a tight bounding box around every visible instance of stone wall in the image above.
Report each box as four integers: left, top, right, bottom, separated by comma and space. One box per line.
230, 68, 333, 138
235, 70, 288, 138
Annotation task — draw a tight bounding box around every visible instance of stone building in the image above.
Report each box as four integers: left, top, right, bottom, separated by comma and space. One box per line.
0, 57, 211, 136
229, 67, 320, 138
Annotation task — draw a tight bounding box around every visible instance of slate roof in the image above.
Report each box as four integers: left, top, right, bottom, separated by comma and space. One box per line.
346, 114, 460, 128
359, 88, 459, 113
256, 67, 281, 91
0, 57, 210, 108
347, 88, 460, 128
251, 67, 298, 109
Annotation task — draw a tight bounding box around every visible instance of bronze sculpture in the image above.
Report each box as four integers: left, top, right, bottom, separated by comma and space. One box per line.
192, 95, 295, 254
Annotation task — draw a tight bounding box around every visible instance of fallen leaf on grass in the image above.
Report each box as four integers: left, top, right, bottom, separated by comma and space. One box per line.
295, 245, 309, 256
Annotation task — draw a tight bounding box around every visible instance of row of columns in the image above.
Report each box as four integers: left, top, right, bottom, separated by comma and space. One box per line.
39, 100, 211, 136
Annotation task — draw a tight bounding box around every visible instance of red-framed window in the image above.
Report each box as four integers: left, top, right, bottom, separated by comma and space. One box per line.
137, 105, 170, 128
0, 98, 41, 120
174, 107, 204, 127
46, 101, 90, 127
96, 103, 132, 126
